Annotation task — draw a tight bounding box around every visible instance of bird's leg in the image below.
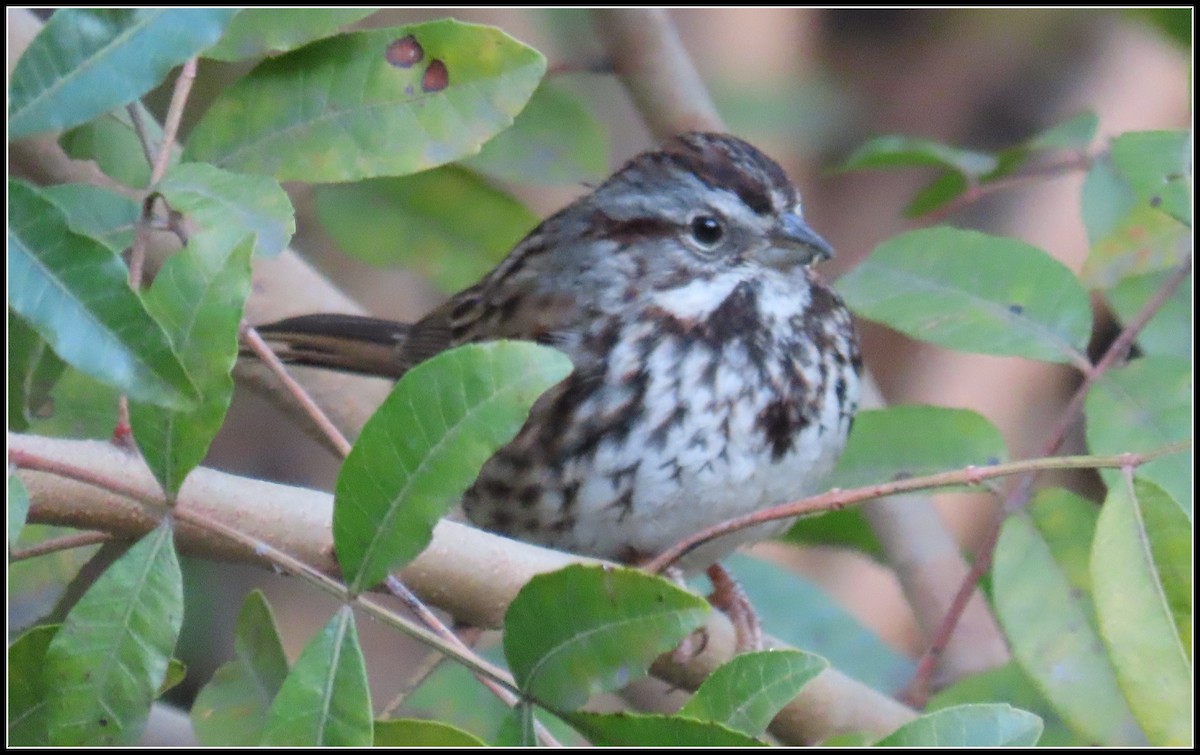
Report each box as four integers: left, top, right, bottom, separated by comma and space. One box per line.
706, 562, 763, 652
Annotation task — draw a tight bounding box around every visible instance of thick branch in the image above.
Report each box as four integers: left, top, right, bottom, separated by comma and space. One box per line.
12, 432, 914, 744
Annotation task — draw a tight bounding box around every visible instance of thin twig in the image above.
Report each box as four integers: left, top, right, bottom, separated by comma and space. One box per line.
242, 323, 498, 732
385, 577, 564, 747
590, 9, 724, 136
125, 103, 156, 170
903, 252, 1193, 706
11, 446, 523, 700
645, 441, 1189, 575
9, 530, 117, 562
151, 58, 198, 185
922, 151, 1096, 224
380, 624, 484, 717
240, 322, 354, 457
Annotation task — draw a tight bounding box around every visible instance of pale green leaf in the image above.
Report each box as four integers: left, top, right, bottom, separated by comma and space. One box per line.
827, 405, 1008, 491
315, 167, 537, 292
504, 565, 709, 710
185, 21, 546, 182
9, 180, 196, 409
44, 521, 184, 745
837, 228, 1091, 364
191, 590, 289, 746
679, 650, 826, 736
205, 9, 377, 62
9, 9, 236, 139
1086, 356, 1191, 515
261, 606, 373, 746
994, 510, 1141, 744
1090, 477, 1191, 745
8, 624, 59, 745
464, 82, 609, 184
563, 711, 765, 746
130, 237, 254, 494
876, 704, 1042, 746
374, 718, 487, 747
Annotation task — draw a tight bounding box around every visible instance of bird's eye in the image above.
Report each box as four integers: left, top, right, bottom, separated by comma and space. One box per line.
689, 214, 724, 248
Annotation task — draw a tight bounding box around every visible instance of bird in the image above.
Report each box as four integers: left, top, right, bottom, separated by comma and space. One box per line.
258, 132, 861, 647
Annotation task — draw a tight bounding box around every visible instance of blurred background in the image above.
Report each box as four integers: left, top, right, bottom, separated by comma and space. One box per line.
12, 7, 1191, 730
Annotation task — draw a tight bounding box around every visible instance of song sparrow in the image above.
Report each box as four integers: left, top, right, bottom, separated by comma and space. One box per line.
263, 132, 861, 579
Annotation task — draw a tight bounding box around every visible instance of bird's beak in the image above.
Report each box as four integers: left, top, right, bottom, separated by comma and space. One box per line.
762, 211, 835, 270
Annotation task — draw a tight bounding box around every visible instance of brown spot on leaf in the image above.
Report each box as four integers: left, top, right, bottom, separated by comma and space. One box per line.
386, 35, 423, 68
422, 59, 449, 92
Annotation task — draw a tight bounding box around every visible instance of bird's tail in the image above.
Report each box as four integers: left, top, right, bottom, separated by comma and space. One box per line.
250, 314, 411, 379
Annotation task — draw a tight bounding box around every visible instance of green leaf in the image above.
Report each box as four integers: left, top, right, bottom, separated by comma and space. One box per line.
1091, 477, 1191, 745
784, 507, 883, 560
261, 606, 373, 747
503, 565, 709, 710
1107, 269, 1192, 358
928, 663, 1086, 747
44, 520, 184, 745
191, 590, 290, 746
130, 236, 254, 494
464, 82, 609, 184
334, 341, 571, 594
8, 180, 197, 410
59, 107, 161, 187
8, 624, 59, 745
904, 170, 968, 217
8, 9, 236, 139
678, 650, 826, 736
184, 21, 547, 182
9, 473, 31, 547
159, 659, 187, 697
1127, 8, 1192, 47
157, 162, 296, 259
41, 183, 139, 253
1111, 130, 1191, 226
1080, 156, 1188, 288
24, 368, 120, 440
876, 704, 1043, 746
494, 705, 539, 747
1027, 488, 1098, 596
826, 405, 1008, 491
562, 711, 765, 747
836, 228, 1092, 363
205, 9, 377, 62
1026, 111, 1099, 151
8, 312, 66, 431
314, 167, 538, 292
374, 718, 487, 747
402, 656, 516, 743
839, 136, 997, 176
1086, 356, 1191, 515
993, 510, 1142, 745
722, 554, 914, 695
8, 526, 103, 635
1134, 482, 1192, 657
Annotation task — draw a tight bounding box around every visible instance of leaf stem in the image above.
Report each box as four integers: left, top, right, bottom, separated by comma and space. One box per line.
645, 441, 1189, 575
239, 321, 353, 457
923, 150, 1096, 224
9, 530, 117, 562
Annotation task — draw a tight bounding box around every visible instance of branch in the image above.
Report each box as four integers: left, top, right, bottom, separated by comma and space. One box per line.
11, 431, 915, 745
646, 441, 1187, 574
590, 9, 723, 135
